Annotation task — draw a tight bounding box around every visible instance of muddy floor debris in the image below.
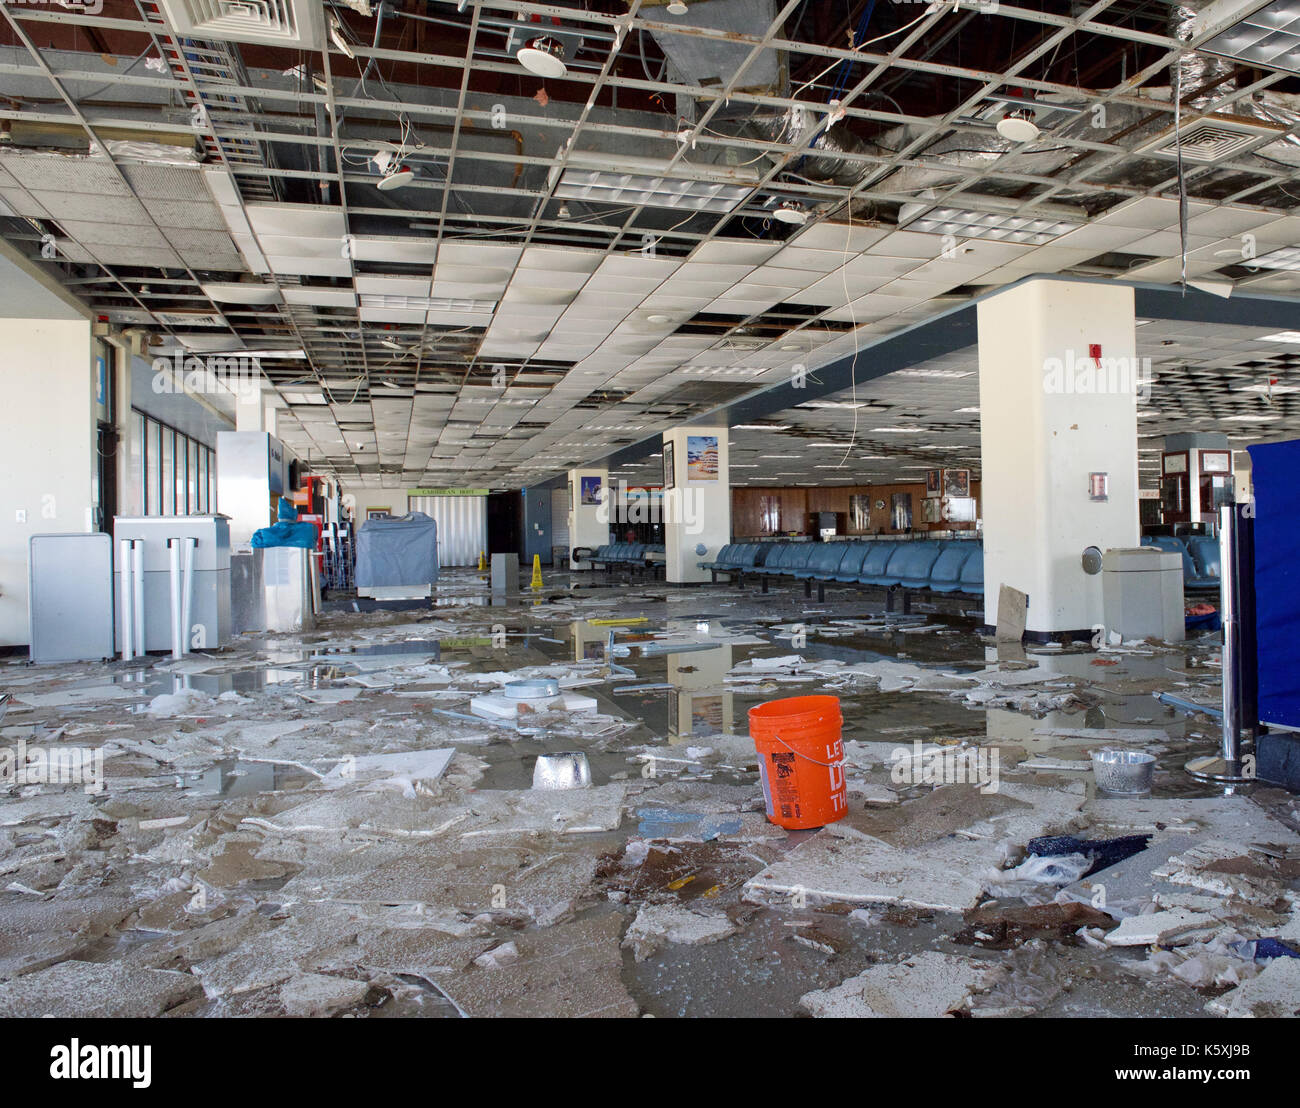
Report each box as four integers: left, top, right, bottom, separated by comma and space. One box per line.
1, 569, 1296, 1018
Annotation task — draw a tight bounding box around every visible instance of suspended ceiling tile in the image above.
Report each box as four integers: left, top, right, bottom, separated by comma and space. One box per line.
146, 199, 229, 230
281, 286, 359, 308
1185, 208, 1279, 237
1124, 230, 1219, 255
89, 244, 184, 268
690, 239, 781, 265
52, 240, 95, 264
1253, 216, 1300, 246
517, 245, 604, 273
437, 242, 524, 268
52, 220, 170, 248
165, 228, 241, 254
351, 236, 439, 264
121, 163, 206, 200
0, 188, 48, 218
246, 202, 346, 239
35, 192, 151, 224
595, 255, 681, 279
766, 246, 846, 272
359, 306, 426, 324
0, 153, 129, 195
263, 255, 353, 278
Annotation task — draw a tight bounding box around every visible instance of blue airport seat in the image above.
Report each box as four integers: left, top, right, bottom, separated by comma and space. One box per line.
832, 543, 870, 582
1185, 536, 1221, 589
929, 544, 976, 592
958, 547, 984, 595
858, 542, 901, 586
893, 542, 944, 589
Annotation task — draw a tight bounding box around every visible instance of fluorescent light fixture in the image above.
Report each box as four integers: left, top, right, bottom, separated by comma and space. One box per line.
1247, 245, 1300, 271
871, 427, 928, 434
1260, 331, 1300, 343
760, 454, 802, 459
796, 400, 869, 409
1223, 412, 1283, 421
283, 391, 327, 404
360, 294, 496, 313
1198, 0, 1300, 76
548, 151, 758, 214
954, 406, 981, 413
732, 423, 792, 431
898, 203, 1081, 245
896, 367, 975, 379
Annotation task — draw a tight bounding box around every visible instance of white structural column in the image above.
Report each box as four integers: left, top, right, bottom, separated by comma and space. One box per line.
235, 389, 266, 432
662, 425, 730, 585
567, 466, 609, 569
977, 279, 1140, 637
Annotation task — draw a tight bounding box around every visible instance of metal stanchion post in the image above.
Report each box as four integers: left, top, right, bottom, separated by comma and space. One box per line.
1187, 505, 1252, 783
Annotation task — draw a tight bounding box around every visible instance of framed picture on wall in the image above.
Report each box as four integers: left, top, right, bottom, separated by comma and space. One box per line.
686, 435, 719, 481
891, 492, 913, 531
943, 468, 970, 498
849, 494, 871, 532
925, 469, 942, 498
580, 475, 602, 506
662, 441, 675, 489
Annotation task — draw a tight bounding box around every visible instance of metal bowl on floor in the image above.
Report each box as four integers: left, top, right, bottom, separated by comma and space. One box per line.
504, 678, 560, 699
1091, 748, 1156, 795
532, 751, 592, 790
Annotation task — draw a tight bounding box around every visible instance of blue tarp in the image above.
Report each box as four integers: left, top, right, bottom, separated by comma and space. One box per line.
251, 520, 318, 548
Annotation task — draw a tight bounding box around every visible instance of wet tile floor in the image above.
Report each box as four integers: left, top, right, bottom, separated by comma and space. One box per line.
0, 568, 1296, 1018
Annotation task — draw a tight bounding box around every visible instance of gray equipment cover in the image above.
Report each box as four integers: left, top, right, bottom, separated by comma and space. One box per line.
355, 512, 439, 587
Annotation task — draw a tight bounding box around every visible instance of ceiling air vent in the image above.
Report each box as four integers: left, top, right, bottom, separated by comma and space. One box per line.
155, 0, 325, 50
151, 310, 227, 327
1135, 113, 1285, 164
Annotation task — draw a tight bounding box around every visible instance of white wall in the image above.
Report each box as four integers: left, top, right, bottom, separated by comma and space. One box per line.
568, 467, 608, 568
0, 318, 95, 647
978, 280, 1139, 635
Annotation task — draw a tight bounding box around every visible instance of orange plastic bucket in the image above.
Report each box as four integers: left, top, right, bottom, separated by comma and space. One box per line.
748, 695, 846, 830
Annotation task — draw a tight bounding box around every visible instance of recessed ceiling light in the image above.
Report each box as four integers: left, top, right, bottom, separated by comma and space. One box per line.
898, 202, 1081, 245
773, 200, 808, 225
517, 36, 568, 78
646, 314, 674, 324
996, 108, 1039, 143
1198, 1, 1300, 76
377, 166, 415, 191
667, 0, 688, 13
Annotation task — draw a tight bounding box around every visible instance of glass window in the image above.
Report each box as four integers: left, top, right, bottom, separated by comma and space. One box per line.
187, 439, 199, 515
146, 420, 162, 516
129, 411, 144, 516
196, 449, 207, 513
161, 429, 175, 516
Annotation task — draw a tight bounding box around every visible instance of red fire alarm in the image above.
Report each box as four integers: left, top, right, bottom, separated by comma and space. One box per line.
1089, 343, 1102, 365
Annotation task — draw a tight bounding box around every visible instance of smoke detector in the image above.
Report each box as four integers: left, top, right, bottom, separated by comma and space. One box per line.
996, 108, 1039, 143
517, 36, 567, 78
1136, 112, 1286, 164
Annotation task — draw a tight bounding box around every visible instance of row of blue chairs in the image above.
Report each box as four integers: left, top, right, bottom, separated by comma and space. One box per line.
701, 539, 984, 604
588, 542, 665, 575
1140, 535, 1220, 590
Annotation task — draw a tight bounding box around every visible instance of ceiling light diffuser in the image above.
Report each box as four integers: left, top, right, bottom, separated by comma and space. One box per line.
996, 108, 1039, 143
897, 203, 1081, 245
517, 36, 568, 78
1198, 0, 1300, 76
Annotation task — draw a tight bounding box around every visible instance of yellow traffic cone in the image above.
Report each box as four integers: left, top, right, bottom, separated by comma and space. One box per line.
477, 550, 486, 572
530, 554, 543, 589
